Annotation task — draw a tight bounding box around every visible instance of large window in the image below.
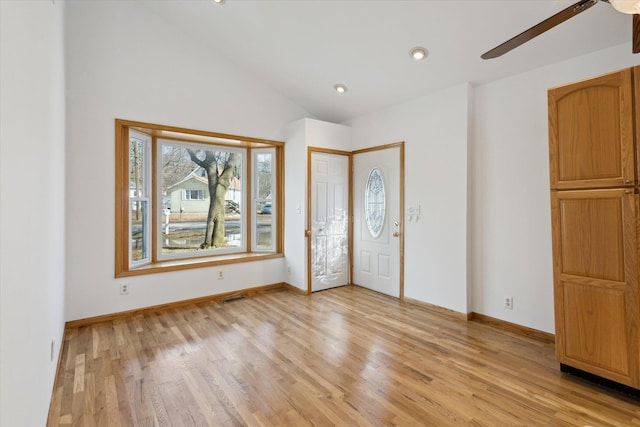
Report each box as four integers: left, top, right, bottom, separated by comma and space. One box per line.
115, 119, 283, 277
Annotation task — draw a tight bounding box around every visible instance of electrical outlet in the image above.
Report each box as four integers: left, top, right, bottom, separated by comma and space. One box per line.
217, 270, 224, 280
504, 296, 513, 310
287, 265, 291, 274
120, 283, 129, 295
50, 339, 55, 361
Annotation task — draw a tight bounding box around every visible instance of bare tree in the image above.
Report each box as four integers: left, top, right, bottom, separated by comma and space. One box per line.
129, 139, 144, 220
161, 146, 196, 193
257, 154, 272, 199
187, 149, 240, 248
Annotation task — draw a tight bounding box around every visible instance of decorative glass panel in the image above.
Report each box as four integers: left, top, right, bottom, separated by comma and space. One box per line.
365, 168, 385, 238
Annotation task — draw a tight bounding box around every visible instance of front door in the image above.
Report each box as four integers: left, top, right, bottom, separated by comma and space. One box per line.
353, 144, 403, 298
309, 150, 350, 292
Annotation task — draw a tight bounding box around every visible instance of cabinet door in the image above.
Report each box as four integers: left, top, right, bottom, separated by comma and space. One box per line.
548, 68, 634, 190
551, 189, 639, 387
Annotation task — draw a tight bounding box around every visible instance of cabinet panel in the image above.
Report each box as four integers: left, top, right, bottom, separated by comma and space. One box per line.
558, 196, 624, 281
562, 282, 628, 375
548, 68, 634, 190
551, 189, 639, 386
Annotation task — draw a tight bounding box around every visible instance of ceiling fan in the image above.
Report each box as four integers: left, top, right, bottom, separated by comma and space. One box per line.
481, 0, 640, 59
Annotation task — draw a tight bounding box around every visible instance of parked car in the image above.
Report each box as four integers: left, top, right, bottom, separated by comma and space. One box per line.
261, 203, 272, 214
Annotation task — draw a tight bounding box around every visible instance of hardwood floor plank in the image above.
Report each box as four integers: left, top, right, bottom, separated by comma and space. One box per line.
104, 375, 121, 427
48, 286, 640, 426
73, 354, 85, 393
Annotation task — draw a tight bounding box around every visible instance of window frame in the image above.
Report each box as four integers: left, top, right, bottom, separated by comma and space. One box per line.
128, 131, 152, 269
115, 119, 284, 277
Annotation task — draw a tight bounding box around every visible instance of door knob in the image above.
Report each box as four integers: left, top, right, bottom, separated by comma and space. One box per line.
305, 230, 311, 237
393, 232, 399, 237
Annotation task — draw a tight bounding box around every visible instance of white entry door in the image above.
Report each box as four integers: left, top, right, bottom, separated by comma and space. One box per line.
310, 151, 350, 292
353, 145, 402, 298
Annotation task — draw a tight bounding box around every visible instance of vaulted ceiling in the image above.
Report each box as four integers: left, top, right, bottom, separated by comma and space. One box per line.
140, 0, 634, 123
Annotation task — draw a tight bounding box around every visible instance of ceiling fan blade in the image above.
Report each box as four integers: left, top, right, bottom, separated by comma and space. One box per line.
634, 14, 640, 53
481, 0, 599, 59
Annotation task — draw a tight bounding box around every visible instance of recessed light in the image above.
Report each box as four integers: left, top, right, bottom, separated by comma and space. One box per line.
213, 0, 225, 4
334, 84, 348, 93
609, 0, 640, 14
409, 47, 428, 61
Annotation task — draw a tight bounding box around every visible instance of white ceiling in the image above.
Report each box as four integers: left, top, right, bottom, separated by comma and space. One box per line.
139, 0, 635, 123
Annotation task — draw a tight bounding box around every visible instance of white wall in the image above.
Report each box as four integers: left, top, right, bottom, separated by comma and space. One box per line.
284, 118, 352, 292
0, 1, 66, 425
284, 119, 308, 290
347, 84, 470, 313
305, 119, 352, 151
469, 43, 640, 333
65, 0, 308, 321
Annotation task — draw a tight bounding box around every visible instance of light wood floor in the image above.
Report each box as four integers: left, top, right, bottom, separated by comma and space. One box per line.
48, 286, 640, 426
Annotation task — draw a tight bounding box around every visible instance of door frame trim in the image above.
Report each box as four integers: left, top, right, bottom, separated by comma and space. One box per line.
306, 147, 353, 295
352, 142, 405, 301
305, 142, 405, 299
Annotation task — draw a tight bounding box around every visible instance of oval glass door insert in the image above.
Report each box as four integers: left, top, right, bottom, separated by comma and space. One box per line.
365, 167, 385, 238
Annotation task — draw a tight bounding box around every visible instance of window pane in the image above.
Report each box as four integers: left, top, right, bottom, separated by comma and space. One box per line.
256, 152, 273, 199
253, 149, 275, 252
131, 200, 148, 262
160, 141, 243, 256
256, 201, 273, 249
129, 132, 150, 267
129, 137, 146, 197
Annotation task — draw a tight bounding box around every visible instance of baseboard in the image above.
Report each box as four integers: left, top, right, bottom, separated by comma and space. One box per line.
401, 298, 554, 343
282, 282, 308, 295
65, 282, 288, 328
64, 284, 555, 345
468, 312, 555, 343
402, 297, 468, 321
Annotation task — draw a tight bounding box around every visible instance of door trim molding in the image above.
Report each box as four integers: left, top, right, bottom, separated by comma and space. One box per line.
306, 143, 404, 299
307, 147, 353, 294
352, 141, 405, 155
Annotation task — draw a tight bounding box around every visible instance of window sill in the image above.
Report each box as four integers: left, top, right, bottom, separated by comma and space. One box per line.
115, 252, 283, 277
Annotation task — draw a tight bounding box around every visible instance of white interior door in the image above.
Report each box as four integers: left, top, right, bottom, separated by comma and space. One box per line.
353, 146, 402, 298
310, 151, 350, 292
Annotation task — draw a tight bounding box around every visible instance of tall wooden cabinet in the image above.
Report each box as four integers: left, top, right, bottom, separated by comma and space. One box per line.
548, 66, 640, 388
